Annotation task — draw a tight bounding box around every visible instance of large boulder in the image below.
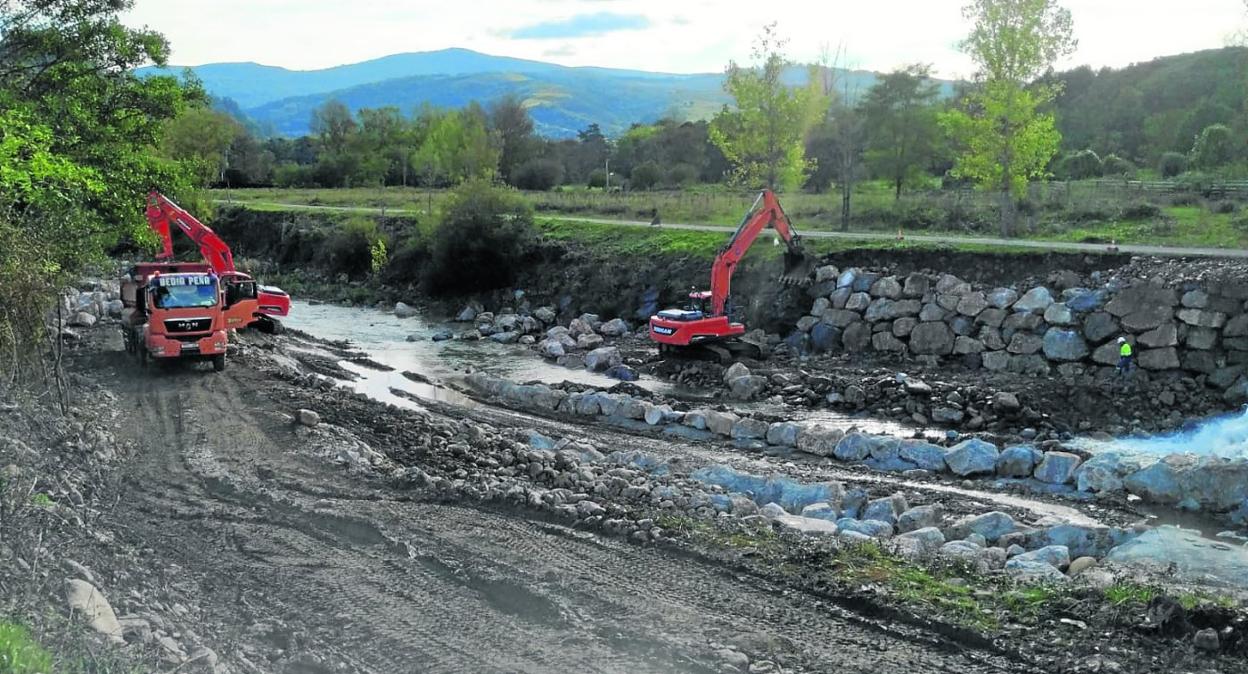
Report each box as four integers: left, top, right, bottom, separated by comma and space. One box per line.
1138, 323, 1178, 348
893, 527, 946, 557
903, 273, 931, 298
1043, 303, 1075, 326
1064, 288, 1108, 312
64, 579, 123, 642
1004, 559, 1067, 583
599, 318, 629, 337
945, 511, 1017, 542
1042, 328, 1089, 361
394, 302, 418, 318
577, 333, 605, 350
845, 292, 872, 311
870, 276, 903, 299
899, 440, 947, 471
1105, 285, 1178, 318
538, 338, 566, 359
833, 432, 877, 461
1185, 327, 1219, 350
944, 439, 999, 476
1033, 451, 1082, 484
1007, 332, 1044, 355
1012, 287, 1054, 314
1177, 309, 1227, 329
1138, 347, 1180, 371
987, 288, 1019, 309
956, 292, 989, 317
1012, 545, 1071, 570
584, 347, 622, 371
729, 375, 769, 400
841, 322, 872, 352
1224, 314, 1248, 338
996, 445, 1041, 478
810, 322, 842, 352
909, 322, 955, 355
897, 504, 943, 533
935, 274, 971, 295
871, 332, 906, 353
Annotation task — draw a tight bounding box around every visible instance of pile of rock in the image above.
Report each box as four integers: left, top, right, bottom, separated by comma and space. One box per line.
790, 265, 1248, 404
59, 279, 124, 332
465, 371, 1248, 514
692, 463, 1128, 583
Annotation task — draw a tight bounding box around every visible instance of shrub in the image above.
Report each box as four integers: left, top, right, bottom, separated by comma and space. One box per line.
1120, 202, 1162, 220
586, 168, 607, 189
318, 215, 386, 279
630, 161, 663, 190
510, 158, 564, 191
1168, 192, 1201, 207
1190, 124, 1235, 170
1058, 149, 1103, 180
425, 180, 538, 295
666, 163, 698, 187
273, 162, 315, 187
1159, 152, 1188, 178
1101, 154, 1135, 177
1212, 200, 1238, 214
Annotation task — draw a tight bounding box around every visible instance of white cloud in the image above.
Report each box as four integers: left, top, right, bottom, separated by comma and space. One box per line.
122, 0, 1246, 77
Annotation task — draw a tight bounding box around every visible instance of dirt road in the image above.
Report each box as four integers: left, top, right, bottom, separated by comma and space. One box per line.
82, 329, 1037, 674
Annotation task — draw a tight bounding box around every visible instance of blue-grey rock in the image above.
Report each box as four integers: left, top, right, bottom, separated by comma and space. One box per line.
604, 364, 639, 381
833, 432, 877, 461
946, 511, 1017, 542
431, 329, 454, 342
1124, 456, 1188, 504
944, 438, 1000, 476
899, 440, 947, 471
1024, 524, 1134, 558
810, 322, 841, 352
987, 288, 1019, 309
765, 422, 802, 447
800, 502, 839, 521
1042, 328, 1088, 361
1065, 288, 1108, 312
836, 268, 859, 289
861, 493, 908, 524
1106, 525, 1248, 587
1033, 451, 1082, 484
896, 504, 943, 533
996, 445, 1041, 478
1012, 545, 1071, 569
1013, 287, 1054, 314
1004, 559, 1068, 582
910, 321, 955, 355
836, 518, 894, 539
840, 488, 868, 519
893, 527, 945, 556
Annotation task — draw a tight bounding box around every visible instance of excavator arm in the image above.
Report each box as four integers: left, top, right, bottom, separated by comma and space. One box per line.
708, 190, 812, 316
145, 191, 236, 274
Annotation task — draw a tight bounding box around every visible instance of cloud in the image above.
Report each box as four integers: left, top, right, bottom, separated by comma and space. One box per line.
511, 12, 651, 40
543, 44, 577, 58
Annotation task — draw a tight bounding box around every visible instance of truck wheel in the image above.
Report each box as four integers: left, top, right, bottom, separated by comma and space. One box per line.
212, 354, 226, 372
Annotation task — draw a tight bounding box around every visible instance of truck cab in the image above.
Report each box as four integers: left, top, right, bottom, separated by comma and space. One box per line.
121, 263, 231, 371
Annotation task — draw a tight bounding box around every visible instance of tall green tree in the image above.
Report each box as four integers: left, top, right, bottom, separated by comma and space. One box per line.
859, 64, 942, 199
1190, 123, 1236, 169
709, 24, 825, 190
489, 95, 536, 183
160, 107, 242, 186
941, 0, 1076, 237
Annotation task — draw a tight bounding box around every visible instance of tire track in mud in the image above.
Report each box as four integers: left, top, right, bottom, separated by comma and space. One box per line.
95, 338, 1036, 674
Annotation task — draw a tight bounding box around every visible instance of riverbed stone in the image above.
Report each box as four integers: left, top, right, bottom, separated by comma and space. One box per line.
944, 438, 999, 476
577, 333, 604, 350
1042, 328, 1089, 361
1033, 452, 1082, 484
731, 417, 769, 440
489, 331, 520, 344
64, 579, 123, 642
837, 518, 894, 539
704, 411, 739, 436
538, 339, 565, 358
1004, 559, 1067, 583
909, 322, 955, 355
584, 346, 622, 371
729, 375, 769, 400
394, 302, 418, 318
1013, 545, 1071, 569
899, 440, 947, 471
897, 504, 943, 533
833, 432, 877, 461
893, 527, 945, 557
996, 445, 1040, 478
795, 425, 847, 456
600, 318, 629, 336
766, 422, 802, 447
946, 511, 1017, 542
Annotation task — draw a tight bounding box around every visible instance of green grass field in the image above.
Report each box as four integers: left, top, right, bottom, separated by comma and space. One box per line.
213, 182, 1248, 251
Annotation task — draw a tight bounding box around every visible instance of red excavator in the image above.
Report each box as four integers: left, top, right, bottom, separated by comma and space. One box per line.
648, 190, 813, 359
145, 190, 290, 331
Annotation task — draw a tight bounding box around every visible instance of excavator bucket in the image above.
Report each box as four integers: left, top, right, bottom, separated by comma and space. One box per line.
780, 250, 816, 286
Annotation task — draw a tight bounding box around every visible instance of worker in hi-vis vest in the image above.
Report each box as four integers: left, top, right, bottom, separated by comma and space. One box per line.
1116, 337, 1134, 375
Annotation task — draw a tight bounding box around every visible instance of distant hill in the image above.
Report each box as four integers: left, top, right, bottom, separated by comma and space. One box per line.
141, 48, 951, 138
1052, 47, 1248, 161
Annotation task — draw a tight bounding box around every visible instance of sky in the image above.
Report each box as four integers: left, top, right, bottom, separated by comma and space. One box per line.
121, 0, 1247, 78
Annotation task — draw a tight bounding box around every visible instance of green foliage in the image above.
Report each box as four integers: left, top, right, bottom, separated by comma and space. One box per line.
319, 215, 386, 278
629, 161, 663, 190
709, 24, 826, 190
586, 168, 608, 188
666, 163, 699, 187
1190, 123, 1236, 170
860, 64, 943, 198
1058, 149, 1103, 180
511, 157, 563, 191
490, 95, 537, 183
1104, 582, 1160, 606
425, 181, 538, 294
0, 622, 53, 674
161, 106, 242, 186
1158, 152, 1188, 178
30, 493, 53, 508
1100, 154, 1135, 177
412, 103, 499, 187
369, 237, 388, 273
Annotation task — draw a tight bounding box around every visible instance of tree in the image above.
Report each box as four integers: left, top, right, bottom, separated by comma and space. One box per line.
411, 104, 499, 187
161, 107, 242, 186
425, 181, 537, 294
1190, 123, 1236, 169
941, 0, 1076, 237
1158, 151, 1188, 178
859, 64, 942, 199
490, 95, 536, 183
1057, 149, 1102, 180
709, 24, 825, 190
311, 100, 359, 187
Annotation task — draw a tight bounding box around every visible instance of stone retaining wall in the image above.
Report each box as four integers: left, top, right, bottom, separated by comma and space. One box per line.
788, 266, 1248, 405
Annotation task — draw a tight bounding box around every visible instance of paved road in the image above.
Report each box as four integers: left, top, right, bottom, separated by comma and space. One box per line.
215, 199, 1248, 259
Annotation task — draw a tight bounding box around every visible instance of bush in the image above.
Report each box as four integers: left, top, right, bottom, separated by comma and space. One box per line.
1159, 152, 1188, 178
318, 215, 386, 279
630, 161, 663, 190
1212, 200, 1238, 214
1190, 124, 1235, 170
666, 163, 698, 187
1120, 202, 1162, 220
586, 169, 607, 189
273, 162, 316, 187
1168, 192, 1201, 207
510, 158, 564, 191
1101, 154, 1135, 177
1058, 150, 1103, 180
425, 180, 538, 295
